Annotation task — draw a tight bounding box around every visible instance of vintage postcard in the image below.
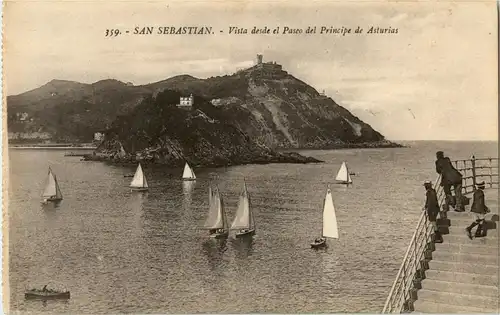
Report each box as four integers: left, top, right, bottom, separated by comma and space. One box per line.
2, 0, 498, 314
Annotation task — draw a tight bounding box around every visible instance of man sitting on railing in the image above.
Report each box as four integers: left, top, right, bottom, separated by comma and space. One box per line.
465, 181, 490, 239
423, 180, 443, 243
435, 151, 465, 212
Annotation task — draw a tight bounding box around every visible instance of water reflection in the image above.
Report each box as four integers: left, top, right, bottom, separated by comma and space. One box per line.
183, 180, 195, 195
41, 201, 62, 211
25, 298, 70, 308
230, 237, 254, 258
182, 180, 195, 208
40, 201, 65, 231
320, 243, 341, 297
129, 192, 148, 233
129, 191, 148, 210
201, 239, 228, 270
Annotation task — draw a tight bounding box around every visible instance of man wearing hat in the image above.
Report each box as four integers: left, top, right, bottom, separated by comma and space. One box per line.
435, 151, 464, 212
465, 181, 490, 239
423, 180, 443, 243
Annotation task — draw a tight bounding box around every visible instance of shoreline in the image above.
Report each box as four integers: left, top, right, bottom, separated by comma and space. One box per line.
9, 146, 97, 150
284, 141, 406, 150
8, 143, 97, 149
8, 141, 403, 151
81, 151, 323, 168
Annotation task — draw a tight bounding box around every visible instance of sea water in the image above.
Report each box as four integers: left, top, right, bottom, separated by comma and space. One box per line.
7, 141, 497, 313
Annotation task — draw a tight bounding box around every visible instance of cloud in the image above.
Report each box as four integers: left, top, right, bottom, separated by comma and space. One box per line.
3, 0, 497, 141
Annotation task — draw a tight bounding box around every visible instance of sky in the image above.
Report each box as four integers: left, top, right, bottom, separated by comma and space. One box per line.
3, 0, 498, 141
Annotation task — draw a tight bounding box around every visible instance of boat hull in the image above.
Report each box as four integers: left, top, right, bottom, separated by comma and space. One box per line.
41, 198, 62, 204
310, 239, 327, 249
210, 232, 229, 239
336, 181, 352, 185
130, 187, 148, 192
182, 178, 196, 181
25, 291, 70, 300
235, 229, 255, 238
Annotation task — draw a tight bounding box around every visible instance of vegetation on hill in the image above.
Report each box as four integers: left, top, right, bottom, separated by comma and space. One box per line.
95, 89, 321, 167
7, 62, 401, 150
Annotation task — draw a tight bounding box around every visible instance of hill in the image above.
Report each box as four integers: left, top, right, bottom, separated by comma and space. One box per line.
7, 60, 399, 149
90, 89, 320, 167
7, 79, 150, 142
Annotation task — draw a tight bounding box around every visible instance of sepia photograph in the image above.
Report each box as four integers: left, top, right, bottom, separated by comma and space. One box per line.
2, 1, 498, 314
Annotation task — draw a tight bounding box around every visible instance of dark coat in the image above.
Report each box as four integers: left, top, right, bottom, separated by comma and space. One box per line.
471, 189, 488, 214
425, 188, 440, 221
435, 157, 462, 185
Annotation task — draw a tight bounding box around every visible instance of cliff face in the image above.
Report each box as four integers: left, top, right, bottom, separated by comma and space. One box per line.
213, 66, 385, 148
7, 62, 396, 149
95, 90, 320, 167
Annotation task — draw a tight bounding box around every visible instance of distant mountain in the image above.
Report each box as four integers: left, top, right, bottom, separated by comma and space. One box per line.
7, 79, 150, 141
7, 61, 398, 149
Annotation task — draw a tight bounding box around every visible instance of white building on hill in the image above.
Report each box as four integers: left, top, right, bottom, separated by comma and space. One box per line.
177, 94, 194, 109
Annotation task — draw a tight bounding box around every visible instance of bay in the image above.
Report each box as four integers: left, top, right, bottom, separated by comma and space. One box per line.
7, 141, 498, 313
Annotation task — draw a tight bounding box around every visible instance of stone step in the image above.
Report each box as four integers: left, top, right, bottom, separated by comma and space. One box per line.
435, 242, 499, 255
432, 250, 498, 265
443, 234, 499, 246
428, 260, 499, 276
439, 214, 499, 223
445, 222, 499, 232
420, 279, 499, 297
443, 218, 499, 228
417, 289, 499, 308
444, 211, 499, 220
444, 212, 499, 221
425, 269, 498, 286
413, 298, 498, 314
445, 227, 498, 238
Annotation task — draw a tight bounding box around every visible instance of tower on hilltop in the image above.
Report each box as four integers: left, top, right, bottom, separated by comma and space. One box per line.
257, 54, 263, 65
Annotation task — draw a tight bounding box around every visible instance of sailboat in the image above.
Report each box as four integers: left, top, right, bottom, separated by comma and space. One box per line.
130, 163, 149, 191
335, 161, 353, 185
230, 181, 256, 238
311, 186, 339, 249
182, 162, 196, 181
41, 167, 63, 204
203, 185, 229, 239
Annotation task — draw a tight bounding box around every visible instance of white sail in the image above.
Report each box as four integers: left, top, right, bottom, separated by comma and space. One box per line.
130, 163, 148, 188
230, 182, 253, 230
335, 162, 352, 183
221, 194, 228, 230
42, 168, 62, 199
54, 174, 63, 199
208, 184, 213, 206
322, 188, 339, 239
182, 162, 196, 180
203, 186, 226, 229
